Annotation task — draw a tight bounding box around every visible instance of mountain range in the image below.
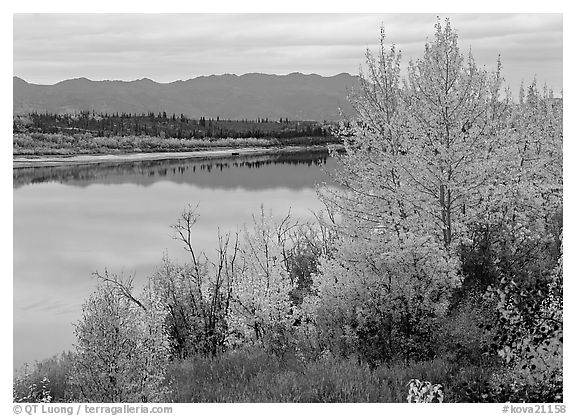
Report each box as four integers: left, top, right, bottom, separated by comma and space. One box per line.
13, 73, 360, 121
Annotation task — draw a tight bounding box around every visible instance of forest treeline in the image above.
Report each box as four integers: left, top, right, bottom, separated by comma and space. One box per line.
13, 112, 339, 156
14, 20, 562, 403
13, 111, 334, 139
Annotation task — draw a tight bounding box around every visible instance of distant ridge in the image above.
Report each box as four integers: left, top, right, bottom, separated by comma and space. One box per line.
13, 73, 360, 121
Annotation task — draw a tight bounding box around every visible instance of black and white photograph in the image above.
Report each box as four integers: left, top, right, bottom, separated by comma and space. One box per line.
11, 10, 564, 408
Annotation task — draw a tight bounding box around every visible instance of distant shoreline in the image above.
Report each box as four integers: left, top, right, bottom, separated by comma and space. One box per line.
13, 145, 341, 169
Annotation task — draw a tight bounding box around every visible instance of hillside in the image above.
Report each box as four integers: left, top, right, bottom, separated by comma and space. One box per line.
13, 73, 360, 121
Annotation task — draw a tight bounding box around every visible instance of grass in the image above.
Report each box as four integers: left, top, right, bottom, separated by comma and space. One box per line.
165, 346, 493, 402
13, 346, 515, 403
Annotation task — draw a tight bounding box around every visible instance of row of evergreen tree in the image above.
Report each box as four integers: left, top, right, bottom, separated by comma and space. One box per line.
14, 111, 333, 140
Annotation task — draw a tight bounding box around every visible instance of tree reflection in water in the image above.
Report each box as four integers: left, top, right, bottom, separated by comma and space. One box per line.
13, 150, 335, 190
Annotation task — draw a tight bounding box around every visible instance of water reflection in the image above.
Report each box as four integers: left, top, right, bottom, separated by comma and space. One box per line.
14, 150, 335, 190
13, 150, 337, 368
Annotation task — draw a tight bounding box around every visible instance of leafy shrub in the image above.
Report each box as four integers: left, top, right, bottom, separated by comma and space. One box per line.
71, 280, 172, 402
13, 353, 78, 402
406, 379, 444, 403
435, 290, 498, 366
13, 375, 52, 403
487, 366, 562, 403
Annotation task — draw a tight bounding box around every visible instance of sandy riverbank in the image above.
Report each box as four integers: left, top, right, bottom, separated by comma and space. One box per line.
13, 145, 339, 169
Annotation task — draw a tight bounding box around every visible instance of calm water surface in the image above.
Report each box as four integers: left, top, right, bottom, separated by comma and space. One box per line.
13, 151, 337, 368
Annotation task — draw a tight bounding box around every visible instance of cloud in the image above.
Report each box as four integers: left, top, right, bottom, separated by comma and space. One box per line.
13, 13, 562, 92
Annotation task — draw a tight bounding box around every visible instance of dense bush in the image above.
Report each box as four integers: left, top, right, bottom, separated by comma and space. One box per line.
13, 352, 78, 402
71, 280, 172, 402
311, 19, 562, 400
430, 287, 499, 366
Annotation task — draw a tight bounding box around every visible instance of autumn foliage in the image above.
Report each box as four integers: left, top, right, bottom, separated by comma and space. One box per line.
15, 19, 562, 403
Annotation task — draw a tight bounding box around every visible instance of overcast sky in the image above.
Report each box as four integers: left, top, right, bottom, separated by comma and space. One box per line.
13, 13, 563, 94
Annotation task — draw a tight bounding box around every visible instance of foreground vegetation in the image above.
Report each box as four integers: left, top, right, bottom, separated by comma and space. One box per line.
14, 20, 562, 403
17, 346, 542, 403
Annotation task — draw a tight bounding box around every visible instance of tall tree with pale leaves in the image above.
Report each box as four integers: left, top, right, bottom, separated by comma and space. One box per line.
311, 19, 529, 362
324, 20, 510, 252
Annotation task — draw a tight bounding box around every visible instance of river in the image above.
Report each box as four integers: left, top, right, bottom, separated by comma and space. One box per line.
13, 150, 337, 368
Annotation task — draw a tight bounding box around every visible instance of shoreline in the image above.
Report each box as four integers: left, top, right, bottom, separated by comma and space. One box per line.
13, 145, 341, 169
